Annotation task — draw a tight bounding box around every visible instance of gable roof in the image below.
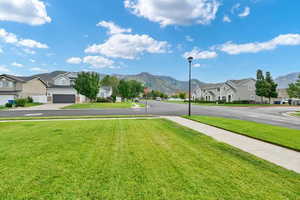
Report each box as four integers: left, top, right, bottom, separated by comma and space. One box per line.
197, 78, 255, 90
0, 74, 48, 87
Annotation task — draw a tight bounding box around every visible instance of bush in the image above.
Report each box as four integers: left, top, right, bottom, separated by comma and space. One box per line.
96, 97, 114, 103
27, 96, 34, 103
15, 98, 27, 107
5, 102, 13, 108
229, 100, 255, 104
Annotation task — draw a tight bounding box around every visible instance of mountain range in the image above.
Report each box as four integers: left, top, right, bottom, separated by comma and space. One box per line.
33, 71, 299, 94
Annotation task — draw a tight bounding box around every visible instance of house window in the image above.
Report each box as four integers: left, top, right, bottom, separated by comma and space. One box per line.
0, 81, 3, 88
250, 95, 255, 100
55, 77, 69, 85
217, 88, 220, 92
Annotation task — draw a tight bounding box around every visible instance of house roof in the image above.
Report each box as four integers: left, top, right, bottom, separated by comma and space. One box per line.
197, 78, 255, 90
0, 74, 49, 87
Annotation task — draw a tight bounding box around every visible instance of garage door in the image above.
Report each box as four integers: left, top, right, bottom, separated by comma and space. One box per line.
53, 94, 75, 103
0, 95, 14, 105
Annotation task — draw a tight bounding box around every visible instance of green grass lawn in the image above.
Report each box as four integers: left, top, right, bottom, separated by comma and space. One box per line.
63, 102, 144, 109
293, 111, 300, 117
0, 115, 154, 121
0, 119, 299, 199
186, 115, 300, 151
165, 101, 290, 107
24, 102, 43, 107
0, 106, 6, 110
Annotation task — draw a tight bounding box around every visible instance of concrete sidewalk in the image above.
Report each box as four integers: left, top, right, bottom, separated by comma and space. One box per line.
164, 116, 300, 173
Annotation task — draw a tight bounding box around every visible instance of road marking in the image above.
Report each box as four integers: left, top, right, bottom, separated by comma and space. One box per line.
24, 113, 43, 116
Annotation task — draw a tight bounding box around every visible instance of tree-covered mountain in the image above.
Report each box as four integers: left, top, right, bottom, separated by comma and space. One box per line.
114, 72, 205, 94
275, 72, 300, 88
33, 71, 205, 94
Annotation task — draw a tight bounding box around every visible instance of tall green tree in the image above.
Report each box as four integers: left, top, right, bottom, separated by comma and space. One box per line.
255, 69, 267, 102
118, 80, 130, 100
74, 72, 101, 102
118, 80, 144, 100
128, 80, 144, 99
265, 72, 278, 103
287, 75, 300, 98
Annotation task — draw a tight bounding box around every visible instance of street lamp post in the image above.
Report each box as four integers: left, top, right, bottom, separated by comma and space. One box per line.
187, 56, 193, 116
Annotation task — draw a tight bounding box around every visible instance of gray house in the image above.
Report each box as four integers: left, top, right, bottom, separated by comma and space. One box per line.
193, 78, 258, 102
37, 71, 112, 103
0, 74, 47, 105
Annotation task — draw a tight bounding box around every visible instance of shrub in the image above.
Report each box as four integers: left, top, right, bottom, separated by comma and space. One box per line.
96, 97, 114, 103
5, 102, 13, 108
27, 96, 34, 103
15, 98, 27, 107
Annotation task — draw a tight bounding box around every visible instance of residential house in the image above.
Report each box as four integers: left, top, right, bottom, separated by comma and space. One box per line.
98, 86, 113, 98
37, 71, 112, 103
0, 74, 47, 105
193, 78, 257, 102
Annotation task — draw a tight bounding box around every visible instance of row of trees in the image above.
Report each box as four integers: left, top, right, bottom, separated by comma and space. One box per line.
287, 75, 300, 99
255, 70, 278, 103
74, 72, 144, 101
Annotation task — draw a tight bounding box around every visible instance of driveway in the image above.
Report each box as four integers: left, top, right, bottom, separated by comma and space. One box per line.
10, 104, 71, 111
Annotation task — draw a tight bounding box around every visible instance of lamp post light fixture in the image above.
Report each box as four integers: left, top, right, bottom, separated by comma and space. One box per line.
187, 56, 193, 116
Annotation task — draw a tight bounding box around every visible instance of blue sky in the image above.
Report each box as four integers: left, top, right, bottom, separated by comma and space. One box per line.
0, 0, 300, 82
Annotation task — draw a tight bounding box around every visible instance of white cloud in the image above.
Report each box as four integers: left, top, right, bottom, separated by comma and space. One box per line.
18, 39, 48, 48
238, 7, 250, 18
97, 21, 132, 35
11, 62, 23, 67
124, 0, 220, 27
30, 67, 48, 72
0, 65, 10, 73
185, 35, 194, 42
0, 47, 3, 54
193, 63, 201, 68
83, 56, 114, 68
66, 57, 82, 64
183, 48, 217, 59
85, 33, 169, 59
218, 33, 300, 55
23, 49, 36, 54
29, 59, 36, 63
0, 28, 48, 49
223, 15, 231, 23
0, 0, 51, 26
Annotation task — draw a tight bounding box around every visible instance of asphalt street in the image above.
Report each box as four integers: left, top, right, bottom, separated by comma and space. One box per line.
0, 100, 299, 129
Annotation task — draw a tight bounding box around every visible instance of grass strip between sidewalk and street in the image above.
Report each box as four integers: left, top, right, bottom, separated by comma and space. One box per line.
185, 115, 300, 151
63, 102, 144, 109
165, 101, 292, 107
0, 119, 299, 199
292, 111, 300, 117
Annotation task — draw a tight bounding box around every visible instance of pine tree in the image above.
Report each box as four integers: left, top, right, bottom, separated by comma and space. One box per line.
255, 70, 267, 103
265, 72, 278, 104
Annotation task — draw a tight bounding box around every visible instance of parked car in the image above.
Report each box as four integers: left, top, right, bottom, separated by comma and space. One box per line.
156, 97, 162, 101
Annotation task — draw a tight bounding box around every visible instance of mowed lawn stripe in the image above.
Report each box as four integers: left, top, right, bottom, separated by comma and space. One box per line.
0, 119, 299, 199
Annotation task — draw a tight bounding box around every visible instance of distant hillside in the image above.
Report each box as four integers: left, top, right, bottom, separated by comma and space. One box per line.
275, 72, 300, 88
33, 71, 205, 94
114, 72, 205, 94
